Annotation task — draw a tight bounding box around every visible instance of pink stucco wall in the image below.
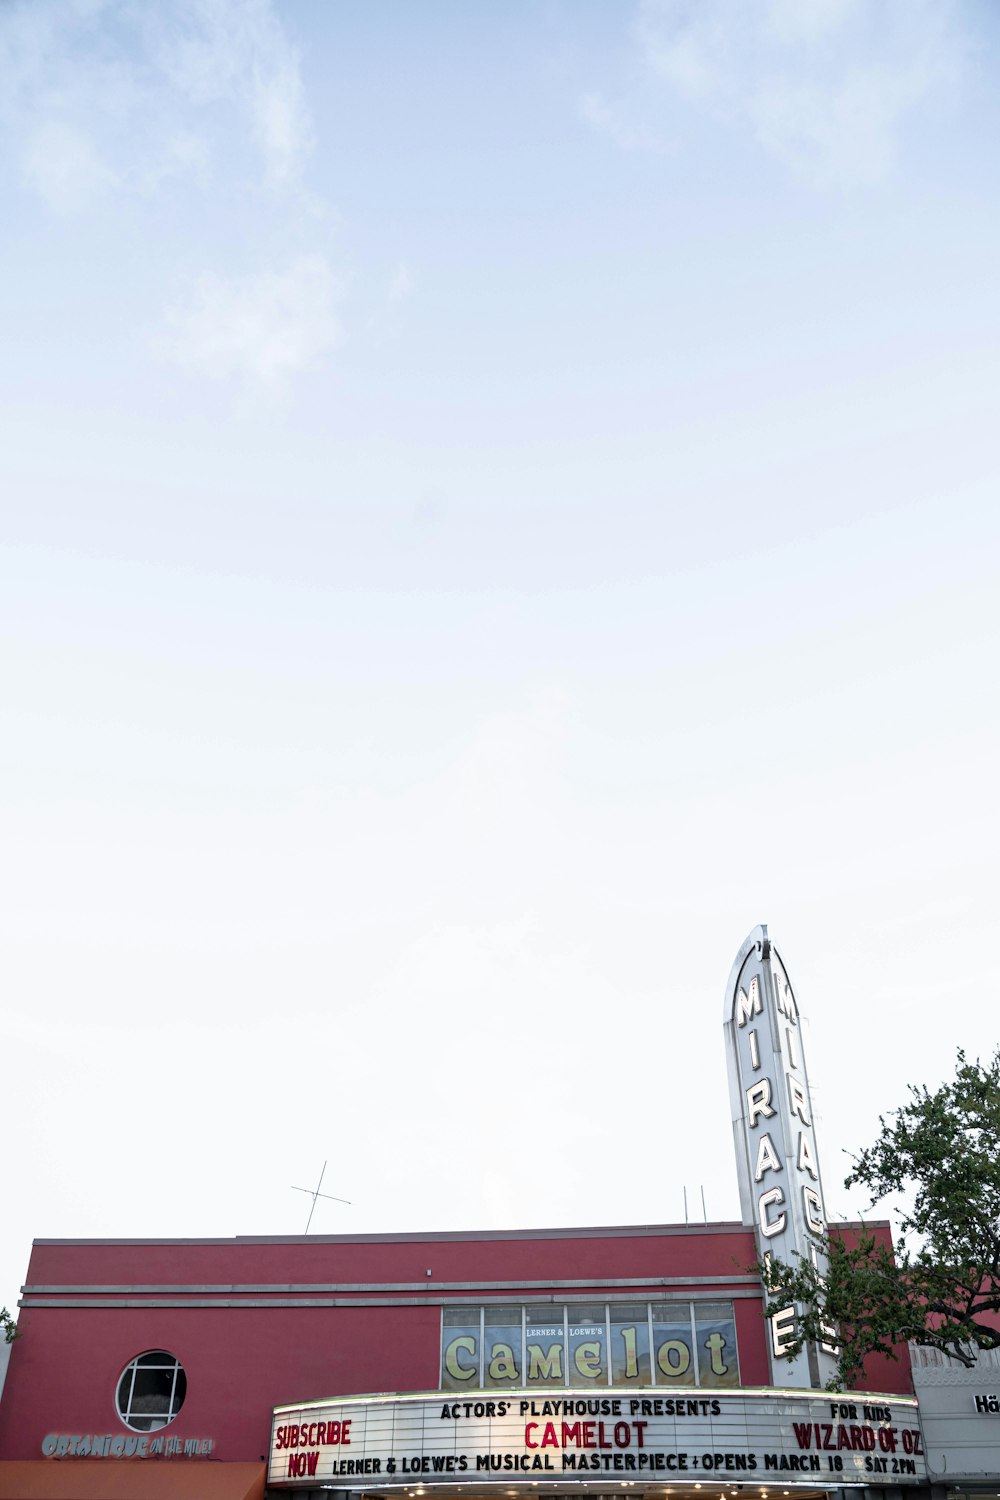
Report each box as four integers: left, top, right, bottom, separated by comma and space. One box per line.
0, 1222, 910, 1464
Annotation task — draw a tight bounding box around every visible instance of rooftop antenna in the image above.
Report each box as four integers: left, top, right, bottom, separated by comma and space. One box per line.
701, 1185, 707, 1223
683, 1186, 689, 1224
291, 1160, 351, 1233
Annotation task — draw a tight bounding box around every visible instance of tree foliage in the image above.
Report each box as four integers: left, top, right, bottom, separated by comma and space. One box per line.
760, 1048, 1000, 1388
0, 1307, 17, 1344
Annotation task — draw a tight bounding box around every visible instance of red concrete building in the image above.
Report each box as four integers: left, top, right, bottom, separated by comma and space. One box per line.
0, 930, 928, 1500
0, 1218, 916, 1499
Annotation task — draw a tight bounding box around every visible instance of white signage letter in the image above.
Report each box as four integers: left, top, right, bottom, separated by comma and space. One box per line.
746, 1079, 776, 1126
787, 1074, 811, 1126
797, 1132, 817, 1179
758, 1187, 786, 1237
771, 1305, 797, 1356
802, 1186, 825, 1235
754, 1132, 782, 1181
736, 976, 762, 1027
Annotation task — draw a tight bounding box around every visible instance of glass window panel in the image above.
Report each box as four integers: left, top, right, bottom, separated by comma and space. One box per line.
130, 1367, 174, 1413
483, 1311, 522, 1388
609, 1303, 651, 1384
116, 1352, 185, 1432
116, 1368, 134, 1418
442, 1309, 481, 1390
651, 1302, 696, 1385
443, 1305, 479, 1325
694, 1301, 740, 1387
568, 1304, 607, 1386
525, 1305, 566, 1386
128, 1413, 159, 1434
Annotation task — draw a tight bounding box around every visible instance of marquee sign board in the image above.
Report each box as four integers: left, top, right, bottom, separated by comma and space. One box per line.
269, 1389, 925, 1489
724, 926, 839, 1389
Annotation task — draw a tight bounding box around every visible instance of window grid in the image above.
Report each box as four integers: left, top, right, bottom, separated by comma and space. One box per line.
441, 1301, 740, 1391
115, 1351, 186, 1432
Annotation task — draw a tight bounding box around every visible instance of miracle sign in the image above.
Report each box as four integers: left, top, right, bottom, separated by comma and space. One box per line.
725, 926, 838, 1388
269, 1390, 925, 1490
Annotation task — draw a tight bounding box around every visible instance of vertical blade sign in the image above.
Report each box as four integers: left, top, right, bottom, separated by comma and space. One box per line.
723, 926, 838, 1389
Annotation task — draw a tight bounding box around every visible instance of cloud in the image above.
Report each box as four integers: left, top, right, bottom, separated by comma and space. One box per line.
387, 262, 413, 306
1, 1, 346, 396
137, 133, 212, 195
581, 91, 670, 154
161, 253, 341, 389
141, 0, 312, 186
251, 53, 310, 186
365, 261, 414, 346
632, 0, 966, 188
21, 120, 117, 214
0, 0, 313, 211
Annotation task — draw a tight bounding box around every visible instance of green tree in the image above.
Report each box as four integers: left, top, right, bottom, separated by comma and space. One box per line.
1, 1307, 17, 1344
760, 1048, 1000, 1388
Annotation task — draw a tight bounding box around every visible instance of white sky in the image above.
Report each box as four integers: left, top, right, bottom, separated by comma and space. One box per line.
2, 0, 1000, 1316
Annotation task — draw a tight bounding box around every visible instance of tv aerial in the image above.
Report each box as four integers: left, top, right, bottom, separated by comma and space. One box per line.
291, 1160, 352, 1233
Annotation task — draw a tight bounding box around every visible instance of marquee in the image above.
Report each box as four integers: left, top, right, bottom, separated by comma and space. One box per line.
268, 1389, 926, 1490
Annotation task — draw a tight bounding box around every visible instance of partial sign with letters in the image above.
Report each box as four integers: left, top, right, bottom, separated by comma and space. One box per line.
724, 925, 838, 1388
268, 1389, 925, 1490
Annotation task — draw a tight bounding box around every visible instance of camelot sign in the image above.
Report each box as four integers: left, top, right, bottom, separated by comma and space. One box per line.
268, 1390, 925, 1489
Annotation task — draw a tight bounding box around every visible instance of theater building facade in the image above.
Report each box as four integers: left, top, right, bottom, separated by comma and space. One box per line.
0, 929, 952, 1500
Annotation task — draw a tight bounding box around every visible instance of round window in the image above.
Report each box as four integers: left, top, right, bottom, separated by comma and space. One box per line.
116, 1350, 187, 1431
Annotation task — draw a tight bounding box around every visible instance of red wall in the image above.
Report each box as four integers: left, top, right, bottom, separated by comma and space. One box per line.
11, 1224, 763, 1288
0, 1223, 911, 1463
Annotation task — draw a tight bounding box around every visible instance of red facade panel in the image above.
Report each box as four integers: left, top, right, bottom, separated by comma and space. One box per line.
0, 1222, 911, 1468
